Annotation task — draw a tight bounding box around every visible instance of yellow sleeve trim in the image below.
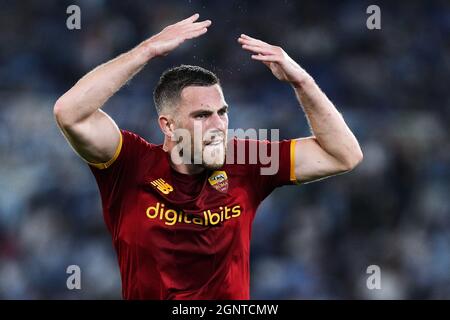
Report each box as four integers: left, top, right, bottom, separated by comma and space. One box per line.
87, 131, 123, 170
290, 139, 300, 185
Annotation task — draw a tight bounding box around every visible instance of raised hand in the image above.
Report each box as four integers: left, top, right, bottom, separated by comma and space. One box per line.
142, 13, 212, 59
238, 34, 310, 86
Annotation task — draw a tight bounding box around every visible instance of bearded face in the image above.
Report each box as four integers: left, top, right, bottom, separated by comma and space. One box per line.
171, 119, 227, 170
168, 84, 229, 171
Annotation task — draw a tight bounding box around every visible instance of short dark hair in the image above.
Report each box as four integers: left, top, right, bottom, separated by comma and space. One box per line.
153, 65, 220, 115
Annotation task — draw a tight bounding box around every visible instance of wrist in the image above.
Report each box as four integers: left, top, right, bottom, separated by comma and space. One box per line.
290, 74, 314, 90
133, 41, 156, 64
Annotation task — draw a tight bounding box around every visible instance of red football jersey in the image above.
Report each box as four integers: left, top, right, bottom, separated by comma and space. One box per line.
88, 130, 297, 299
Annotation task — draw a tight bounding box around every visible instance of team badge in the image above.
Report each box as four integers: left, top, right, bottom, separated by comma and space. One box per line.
150, 178, 174, 195
208, 171, 228, 193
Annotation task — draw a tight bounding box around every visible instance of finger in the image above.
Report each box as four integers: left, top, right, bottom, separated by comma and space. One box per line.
183, 21, 211, 37
190, 19, 212, 30
251, 54, 280, 62
239, 34, 270, 46
238, 37, 255, 45
238, 37, 270, 49
178, 13, 200, 25
181, 20, 211, 35
241, 44, 274, 56
240, 34, 260, 41
184, 27, 208, 40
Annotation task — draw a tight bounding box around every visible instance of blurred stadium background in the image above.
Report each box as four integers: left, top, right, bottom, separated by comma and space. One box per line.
0, 0, 449, 299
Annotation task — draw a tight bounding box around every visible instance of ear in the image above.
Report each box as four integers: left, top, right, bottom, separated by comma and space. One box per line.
158, 115, 175, 138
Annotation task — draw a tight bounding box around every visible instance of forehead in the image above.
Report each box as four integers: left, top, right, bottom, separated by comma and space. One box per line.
179, 84, 225, 111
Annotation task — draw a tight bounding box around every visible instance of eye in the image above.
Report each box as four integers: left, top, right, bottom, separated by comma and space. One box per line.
195, 113, 208, 119
218, 109, 228, 116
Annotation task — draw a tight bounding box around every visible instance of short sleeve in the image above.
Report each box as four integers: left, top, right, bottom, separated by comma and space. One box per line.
232, 138, 298, 203
88, 129, 152, 232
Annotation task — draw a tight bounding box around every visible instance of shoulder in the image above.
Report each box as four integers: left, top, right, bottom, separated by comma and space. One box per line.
120, 129, 154, 147
226, 137, 275, 164
95, 129, 161, 171
119, 129, 161, 155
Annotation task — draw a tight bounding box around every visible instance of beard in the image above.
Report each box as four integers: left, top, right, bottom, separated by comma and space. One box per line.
201, 140, 227, 170
170, 124, 227, 171
189, 129, 227, 170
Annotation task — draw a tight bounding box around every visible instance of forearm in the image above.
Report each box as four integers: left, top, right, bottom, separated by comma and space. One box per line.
293, 77, 363, 168
54, 44, 151, 126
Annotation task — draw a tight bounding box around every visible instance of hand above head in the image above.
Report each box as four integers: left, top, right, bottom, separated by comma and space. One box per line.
141, 13, 212, 59
238, 34, 311, 87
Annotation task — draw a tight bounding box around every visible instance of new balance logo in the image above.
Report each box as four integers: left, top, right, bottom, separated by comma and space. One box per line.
150, 178, 174, 195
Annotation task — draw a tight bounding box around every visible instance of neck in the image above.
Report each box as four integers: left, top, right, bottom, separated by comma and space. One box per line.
163, 137, 206, 175
171, 161, 206, 175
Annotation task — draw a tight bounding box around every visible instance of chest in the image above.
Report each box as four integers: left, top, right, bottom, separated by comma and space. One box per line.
116, 171, 257, 254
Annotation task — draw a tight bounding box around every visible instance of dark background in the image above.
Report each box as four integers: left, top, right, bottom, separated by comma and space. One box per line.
0, 0, 449, 299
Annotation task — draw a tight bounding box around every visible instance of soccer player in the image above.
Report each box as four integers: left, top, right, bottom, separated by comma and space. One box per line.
54, 13, 363, 299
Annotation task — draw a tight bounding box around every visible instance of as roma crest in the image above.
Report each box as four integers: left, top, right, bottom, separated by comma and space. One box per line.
208, 171, 228, 193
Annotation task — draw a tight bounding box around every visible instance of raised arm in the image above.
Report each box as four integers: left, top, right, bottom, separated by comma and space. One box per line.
54, 13, 211, 166
238, 34, 363, 183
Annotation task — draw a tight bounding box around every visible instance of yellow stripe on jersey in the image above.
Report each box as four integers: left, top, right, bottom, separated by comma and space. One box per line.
290, 139, 300, 185
87, 131, 123, 170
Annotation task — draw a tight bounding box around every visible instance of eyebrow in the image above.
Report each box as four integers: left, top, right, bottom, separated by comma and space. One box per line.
189, 105, 229, 117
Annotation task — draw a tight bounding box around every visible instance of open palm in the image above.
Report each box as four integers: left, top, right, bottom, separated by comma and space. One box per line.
238, 34, 308, 86
142, 13, 211, 58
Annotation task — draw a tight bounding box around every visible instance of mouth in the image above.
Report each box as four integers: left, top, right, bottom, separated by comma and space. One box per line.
204, 139, 223, 146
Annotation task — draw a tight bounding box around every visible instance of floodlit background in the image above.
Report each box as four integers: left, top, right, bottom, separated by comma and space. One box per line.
0, 0, 449, 299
